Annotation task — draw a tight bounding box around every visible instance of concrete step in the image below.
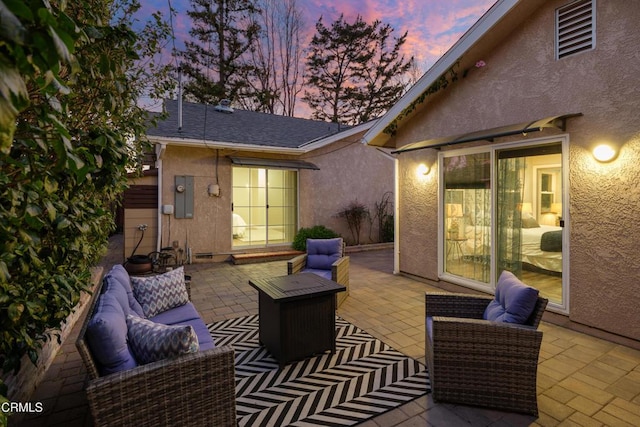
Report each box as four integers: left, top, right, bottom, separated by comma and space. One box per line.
231, 250, 303, 265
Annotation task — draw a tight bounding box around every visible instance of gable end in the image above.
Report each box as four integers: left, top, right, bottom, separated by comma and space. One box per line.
556, 0, 595, 59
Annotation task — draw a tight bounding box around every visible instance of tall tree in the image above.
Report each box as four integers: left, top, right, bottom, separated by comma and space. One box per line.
178, 0, 260, 105
240, 0, 304, 115
303, 15, 413, 125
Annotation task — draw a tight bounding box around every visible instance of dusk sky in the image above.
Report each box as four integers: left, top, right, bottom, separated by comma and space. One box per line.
150, 0, 496, 66
139, 0, 497, 113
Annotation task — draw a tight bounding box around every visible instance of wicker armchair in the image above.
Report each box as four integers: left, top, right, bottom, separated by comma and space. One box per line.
76, 278, 237, 427
288, 238, 349, 306
425, 291, 548, 416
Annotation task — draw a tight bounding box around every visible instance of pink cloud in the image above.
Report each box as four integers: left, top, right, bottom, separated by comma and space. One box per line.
302, 0, 494, 69
134, 0, 496, 115
143, 0, 495, 68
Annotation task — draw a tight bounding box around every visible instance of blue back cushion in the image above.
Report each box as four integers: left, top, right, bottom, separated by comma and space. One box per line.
306, 238, 342, 270
102, 278, 130, 316
105, 265, 145, 318
483, 271, 539, 324
86, 292, 138, 375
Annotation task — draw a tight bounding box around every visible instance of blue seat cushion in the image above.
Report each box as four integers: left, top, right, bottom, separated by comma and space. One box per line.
86, 292, 138, 375
184, 319, 216, 351
302, 268, 332, 281
105, 265, 145, 318
483, 271, 539, 324
306, 238, 342, 270
150, 302, 200, 325
150, 302, 215, 351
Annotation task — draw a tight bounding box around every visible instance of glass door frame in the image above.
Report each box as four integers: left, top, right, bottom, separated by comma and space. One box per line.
437, 135, 570, 314
231, 166, 299, 249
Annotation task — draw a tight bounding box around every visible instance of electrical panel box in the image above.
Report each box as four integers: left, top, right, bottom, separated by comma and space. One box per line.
174, 175, 194, 219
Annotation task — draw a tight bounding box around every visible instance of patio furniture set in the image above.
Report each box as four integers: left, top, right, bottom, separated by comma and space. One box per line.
76, 264, 236, 426
425, 270, 548, 416
76, 238, 547, 425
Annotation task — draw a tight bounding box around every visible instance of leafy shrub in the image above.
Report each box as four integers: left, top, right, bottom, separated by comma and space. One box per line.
382, 214, 394, 243
372, 191, 393, 243
0, 0, 173, 414
335, 200, 370, 245
292, 226, 340, 251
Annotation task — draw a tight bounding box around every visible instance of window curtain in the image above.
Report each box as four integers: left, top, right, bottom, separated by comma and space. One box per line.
466, 187, 491, 282
496, 156, 525, 277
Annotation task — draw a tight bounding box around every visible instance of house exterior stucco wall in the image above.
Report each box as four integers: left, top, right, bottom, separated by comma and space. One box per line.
158, 135, 394, 260
299, 133, 395, 245
397, 151, 439, 281
160, 146, 234, 261
391, 0, 640, 341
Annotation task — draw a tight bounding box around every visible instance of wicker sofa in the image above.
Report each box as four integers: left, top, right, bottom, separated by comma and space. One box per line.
76, 265, 236, 426
425, 272, 548, 416
288, 238, 349, 306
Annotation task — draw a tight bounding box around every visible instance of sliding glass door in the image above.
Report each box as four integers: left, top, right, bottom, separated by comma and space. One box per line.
443, 152, 491, 284
232, 167, 298, 248
441, 140, 566, 309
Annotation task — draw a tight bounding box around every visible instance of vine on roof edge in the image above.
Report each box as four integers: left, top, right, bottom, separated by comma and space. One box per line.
383, 59, 487, 136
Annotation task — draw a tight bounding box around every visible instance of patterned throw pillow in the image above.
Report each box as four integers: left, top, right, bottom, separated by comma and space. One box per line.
126, 315, 199, 364
131, 267, 189, 318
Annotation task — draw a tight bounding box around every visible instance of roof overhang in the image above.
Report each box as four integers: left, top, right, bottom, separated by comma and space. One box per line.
391, 114, 582, 154
148, 121, 375, 157
299, 120, 375, 150
363, 0, 546, 148
228, 156, 319, 170
149, 136, 306, 157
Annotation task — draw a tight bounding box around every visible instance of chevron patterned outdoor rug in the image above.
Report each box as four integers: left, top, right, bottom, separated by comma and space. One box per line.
208, 314, 430, 426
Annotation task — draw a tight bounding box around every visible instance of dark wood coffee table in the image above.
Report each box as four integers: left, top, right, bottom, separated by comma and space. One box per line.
248, 273, 346, 367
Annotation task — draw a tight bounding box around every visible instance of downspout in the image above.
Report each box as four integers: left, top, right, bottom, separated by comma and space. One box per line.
394, 157, 400, 275
155, 143, 166, 252
373, 147, 400, 275
178, 70, 183, 131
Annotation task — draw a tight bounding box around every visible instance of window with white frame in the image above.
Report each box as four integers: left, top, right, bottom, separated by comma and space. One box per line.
440, 142, 566, 307
232, 167, 297, 247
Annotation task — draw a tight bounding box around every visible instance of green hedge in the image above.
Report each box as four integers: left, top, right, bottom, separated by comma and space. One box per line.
0, 0, 173, 418
292, 226, 340, 251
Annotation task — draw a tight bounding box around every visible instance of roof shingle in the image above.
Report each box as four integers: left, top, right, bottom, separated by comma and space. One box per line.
146, 99, 348, 148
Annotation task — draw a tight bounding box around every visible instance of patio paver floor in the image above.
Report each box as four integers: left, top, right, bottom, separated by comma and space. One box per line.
14, 236, 640, 427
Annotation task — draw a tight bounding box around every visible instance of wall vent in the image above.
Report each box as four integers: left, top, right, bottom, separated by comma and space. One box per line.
556, 0, 595, 59
194, 253, 214, 259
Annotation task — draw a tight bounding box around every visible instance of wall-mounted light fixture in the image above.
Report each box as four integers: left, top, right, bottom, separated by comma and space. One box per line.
593, 144, 617, 162
417, 163, 430, 176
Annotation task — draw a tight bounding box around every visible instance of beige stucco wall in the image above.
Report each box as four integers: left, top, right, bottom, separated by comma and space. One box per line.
300, 133, 395, 245
159, 146, 234, 261
390, 0, 640, 341
158, 136, 394, 261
